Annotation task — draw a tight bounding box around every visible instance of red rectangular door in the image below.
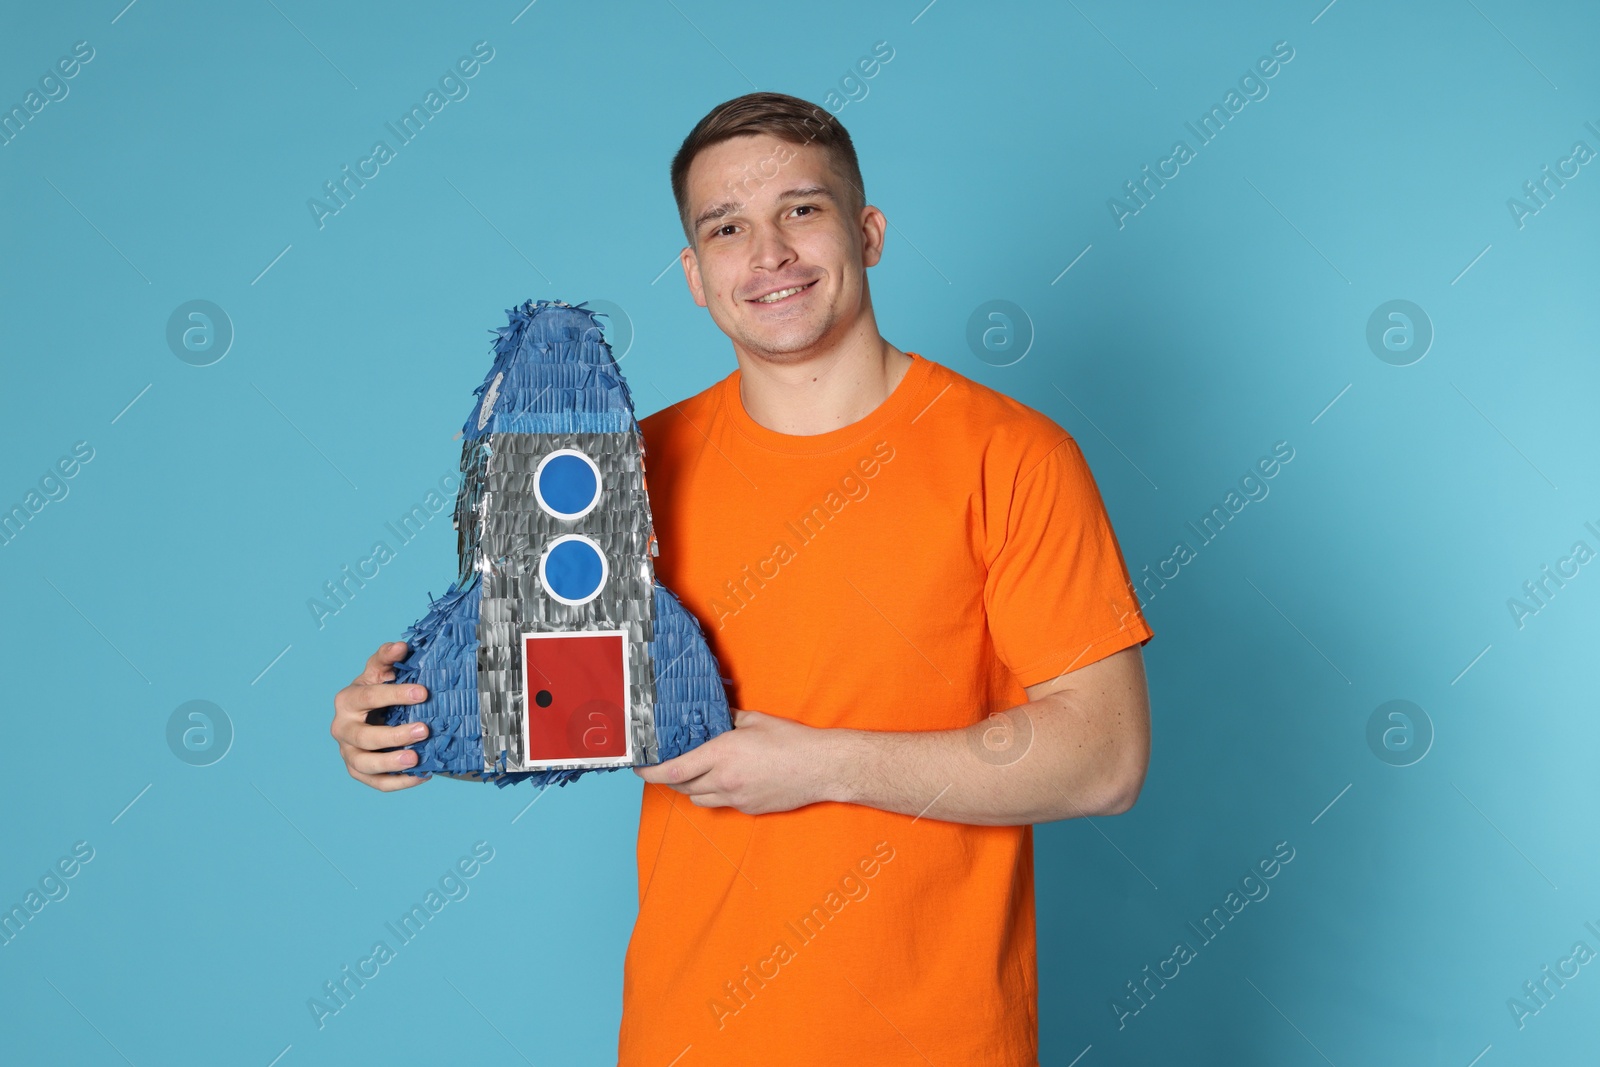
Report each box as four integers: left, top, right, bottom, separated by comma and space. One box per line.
522, 631, 629, 764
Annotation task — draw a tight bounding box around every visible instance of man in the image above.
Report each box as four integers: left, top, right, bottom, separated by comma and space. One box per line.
331, 92, 1153, 1065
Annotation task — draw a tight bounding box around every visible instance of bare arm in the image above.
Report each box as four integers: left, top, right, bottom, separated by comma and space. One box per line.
635, 644, 1151, 825
831, 644, 1150, 824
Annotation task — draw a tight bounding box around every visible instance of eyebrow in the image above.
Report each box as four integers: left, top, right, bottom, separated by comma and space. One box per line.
692, 184, 837, 231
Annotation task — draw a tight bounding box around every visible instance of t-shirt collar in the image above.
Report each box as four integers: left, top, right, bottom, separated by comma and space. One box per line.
720, 350, 937, 455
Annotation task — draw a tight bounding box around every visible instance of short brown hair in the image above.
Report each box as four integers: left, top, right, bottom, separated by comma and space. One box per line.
670, 92, 865, 242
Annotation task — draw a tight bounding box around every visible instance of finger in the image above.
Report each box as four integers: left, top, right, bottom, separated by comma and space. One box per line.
344, 719, 430, 753
354, 641, 409, 685
647, 778, 718, 802
634, 745, 715, 785
346, 763, 432, 792
334, 681, 427, 725
355, 641, 411, 685
343, 742, 424, 777
331, 689, 426, 748
656, 771, 720, 796
687, 792, 730, 808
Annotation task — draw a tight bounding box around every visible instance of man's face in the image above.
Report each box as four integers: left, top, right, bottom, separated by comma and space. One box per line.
679, 134, 884, 365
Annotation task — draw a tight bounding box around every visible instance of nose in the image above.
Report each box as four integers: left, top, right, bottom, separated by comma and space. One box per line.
747, 219, 797, 275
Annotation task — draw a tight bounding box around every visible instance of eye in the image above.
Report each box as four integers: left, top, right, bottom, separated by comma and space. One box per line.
791, 204, 817, 218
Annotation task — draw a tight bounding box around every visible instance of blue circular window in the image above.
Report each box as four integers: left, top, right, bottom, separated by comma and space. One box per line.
540, 535, 608, 605
534, 449, 601, 519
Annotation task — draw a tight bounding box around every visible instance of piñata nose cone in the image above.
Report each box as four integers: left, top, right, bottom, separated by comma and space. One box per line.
380, 300, 732, 788
466, 299, 638, 440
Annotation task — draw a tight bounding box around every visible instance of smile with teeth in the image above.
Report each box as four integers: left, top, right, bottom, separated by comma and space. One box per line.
753, 281, 815, 303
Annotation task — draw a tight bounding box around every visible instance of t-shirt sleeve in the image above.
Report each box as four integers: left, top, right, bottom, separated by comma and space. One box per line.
984, 435, 1153, 688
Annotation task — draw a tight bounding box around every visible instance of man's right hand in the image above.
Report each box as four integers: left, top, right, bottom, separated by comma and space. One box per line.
331, 641, 432, 792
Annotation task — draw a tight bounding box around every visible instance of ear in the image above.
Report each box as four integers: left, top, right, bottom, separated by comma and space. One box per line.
859, 204, 887, 269
681, 245, 708, 308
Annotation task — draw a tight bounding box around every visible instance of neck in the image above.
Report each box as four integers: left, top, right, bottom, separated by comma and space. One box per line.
733, 314, 912, 436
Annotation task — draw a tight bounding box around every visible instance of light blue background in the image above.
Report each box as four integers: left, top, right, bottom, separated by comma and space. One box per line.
2, 1, 1596, 1064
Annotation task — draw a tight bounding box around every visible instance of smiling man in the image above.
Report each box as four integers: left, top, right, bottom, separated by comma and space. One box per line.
331, 92, 1153, 1066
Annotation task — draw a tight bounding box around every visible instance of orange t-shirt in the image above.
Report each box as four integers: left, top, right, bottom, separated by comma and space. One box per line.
619, 351, 1153, 1066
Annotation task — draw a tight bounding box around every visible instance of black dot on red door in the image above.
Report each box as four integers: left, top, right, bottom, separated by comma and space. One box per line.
535, 690, 553, 708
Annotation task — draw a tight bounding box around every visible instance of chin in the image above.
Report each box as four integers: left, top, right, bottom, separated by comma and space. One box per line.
734, 305, 838, 357
741, 324, 832, 360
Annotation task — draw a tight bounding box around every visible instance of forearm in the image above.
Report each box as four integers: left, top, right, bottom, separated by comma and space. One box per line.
822, 691, 1146, 826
